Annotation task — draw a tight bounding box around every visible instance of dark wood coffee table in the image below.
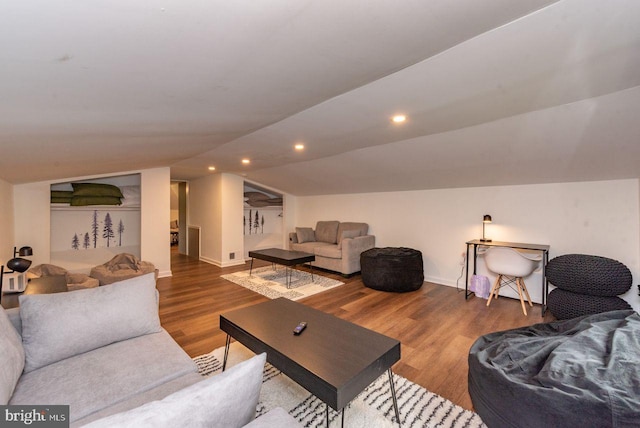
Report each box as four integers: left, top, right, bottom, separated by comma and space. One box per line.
220, 298, 401, 426
248, 248, 315, 288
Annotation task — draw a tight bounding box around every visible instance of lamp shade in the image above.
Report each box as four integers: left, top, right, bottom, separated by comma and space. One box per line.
483, 215, 492, 223
17, 246, 33, 256
7, 257, 32, 273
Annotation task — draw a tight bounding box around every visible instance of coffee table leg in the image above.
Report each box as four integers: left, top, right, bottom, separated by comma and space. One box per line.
388, 369, 401, 425
222, 335, 231, 372
286, 266, 291, 289
249, 258, 254, 276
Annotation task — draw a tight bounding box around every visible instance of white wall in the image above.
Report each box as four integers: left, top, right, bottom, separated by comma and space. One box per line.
140, 168, 171, 277
221, 174, 244, 266
189, 173, 245, 267
293, 179, 640, 311
13, 167, 172, 277
189, 174, 222, 265
0, 178, 15, 266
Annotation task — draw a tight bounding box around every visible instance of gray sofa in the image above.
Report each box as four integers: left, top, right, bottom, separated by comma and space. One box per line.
0, 273, 298, 427
289, 221, 375, 275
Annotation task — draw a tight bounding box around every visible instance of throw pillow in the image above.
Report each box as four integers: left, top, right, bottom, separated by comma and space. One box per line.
0, 306, 25, 405
337, 229, 361, 250
20, 273, 161, 373
315, 221, 340, 244
296, 227, 316, 244
83, 353, 267, 428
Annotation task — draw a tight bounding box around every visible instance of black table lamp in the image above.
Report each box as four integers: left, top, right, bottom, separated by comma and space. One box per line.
480, 215, 492, 242
6, 246, 33, 273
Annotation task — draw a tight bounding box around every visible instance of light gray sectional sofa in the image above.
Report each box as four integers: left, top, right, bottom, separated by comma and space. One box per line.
289, 221, 375, 275
0, 273, 298, 427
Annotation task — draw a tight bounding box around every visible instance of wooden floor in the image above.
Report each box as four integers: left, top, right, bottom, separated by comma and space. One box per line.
159, 249, 555, 410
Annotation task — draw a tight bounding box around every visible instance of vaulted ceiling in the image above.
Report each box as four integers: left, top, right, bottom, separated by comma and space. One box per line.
2, 0, 639, 195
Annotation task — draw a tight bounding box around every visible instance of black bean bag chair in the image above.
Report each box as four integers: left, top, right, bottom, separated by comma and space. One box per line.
468, 310, 640, 428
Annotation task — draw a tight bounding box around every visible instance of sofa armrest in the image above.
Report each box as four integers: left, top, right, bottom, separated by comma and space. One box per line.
343, 235, 375, 253
288, 232, 299, 244
340, 235, 375, 274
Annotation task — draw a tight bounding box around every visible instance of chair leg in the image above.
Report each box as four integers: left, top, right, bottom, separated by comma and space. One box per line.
515, 277, 528, 316
518, 278, 534, 307
486, 275, 502, 307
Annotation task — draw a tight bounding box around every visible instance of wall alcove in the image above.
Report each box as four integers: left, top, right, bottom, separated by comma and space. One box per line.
49, 174, 141, 273
243, 182, 283, 259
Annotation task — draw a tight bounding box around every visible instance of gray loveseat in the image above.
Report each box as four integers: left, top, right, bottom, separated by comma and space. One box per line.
289, 221, 375, 275
0, 273, 298, 427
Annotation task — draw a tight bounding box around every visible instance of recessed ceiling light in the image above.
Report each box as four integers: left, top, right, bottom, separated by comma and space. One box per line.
294, 143, 305, 151
242, 159, 251, 165
208, 166, 216, 171
392, 114, 407, 123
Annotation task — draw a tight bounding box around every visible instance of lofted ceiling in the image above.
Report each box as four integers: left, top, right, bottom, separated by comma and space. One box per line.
1, 0, 639, 195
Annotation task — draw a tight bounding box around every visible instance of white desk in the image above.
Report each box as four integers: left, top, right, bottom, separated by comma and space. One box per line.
465, 239, 550, 316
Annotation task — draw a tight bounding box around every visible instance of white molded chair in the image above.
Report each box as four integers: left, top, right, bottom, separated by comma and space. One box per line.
482, 247, 542, 315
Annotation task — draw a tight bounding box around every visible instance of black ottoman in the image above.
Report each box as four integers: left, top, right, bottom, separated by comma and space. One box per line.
360, 247, 423, 292
545, 254, 633, 320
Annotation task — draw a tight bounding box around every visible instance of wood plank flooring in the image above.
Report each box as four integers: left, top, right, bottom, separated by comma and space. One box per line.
159, 250, 555, 410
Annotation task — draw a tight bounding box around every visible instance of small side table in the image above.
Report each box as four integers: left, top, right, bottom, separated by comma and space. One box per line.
1, 275, 68, 309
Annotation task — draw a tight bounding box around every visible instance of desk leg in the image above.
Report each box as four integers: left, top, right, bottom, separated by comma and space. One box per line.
465, 243, 471, 299
541, 250, 549, 317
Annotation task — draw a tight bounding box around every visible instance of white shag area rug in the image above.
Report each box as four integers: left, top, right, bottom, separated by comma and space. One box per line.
193, 342, 486, 428
221, 266, 344, 301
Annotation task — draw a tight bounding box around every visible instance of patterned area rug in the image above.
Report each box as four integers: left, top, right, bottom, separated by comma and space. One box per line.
221, 266, 344, 300
194, 342, 486, 428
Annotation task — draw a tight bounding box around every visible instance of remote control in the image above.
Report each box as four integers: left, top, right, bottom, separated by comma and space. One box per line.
293, 322, 307, 335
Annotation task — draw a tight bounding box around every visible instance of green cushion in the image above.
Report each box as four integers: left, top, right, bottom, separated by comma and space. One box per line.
72, 183, 124, 198
51, 190, 73, 203
70, 196, 122, 206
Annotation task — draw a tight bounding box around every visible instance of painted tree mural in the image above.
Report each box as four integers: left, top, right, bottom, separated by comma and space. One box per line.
72, 233, 80, 250
248, 210, 252, 234
118, 219, 125, 246
261, 215, 265, 233
243, 215, 246, 235
254, 210, 260, 233
103, 213, 114, 247
91, 210, 99, 248
83, 233, 90, 249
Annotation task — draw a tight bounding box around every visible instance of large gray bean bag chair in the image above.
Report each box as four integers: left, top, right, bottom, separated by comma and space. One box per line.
469, 310, 640, 428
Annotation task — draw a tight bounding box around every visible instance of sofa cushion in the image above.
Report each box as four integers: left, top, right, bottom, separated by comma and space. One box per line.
83, 353, 266, 428
0, 306, 25, 405
314, 245, 342, 259
72, 372, 204, 427
19, 272, 161, 372
10, 330, 197, 422
337, 229, 361, 250
295, 227, 315, 244
315, 221, 340, 244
